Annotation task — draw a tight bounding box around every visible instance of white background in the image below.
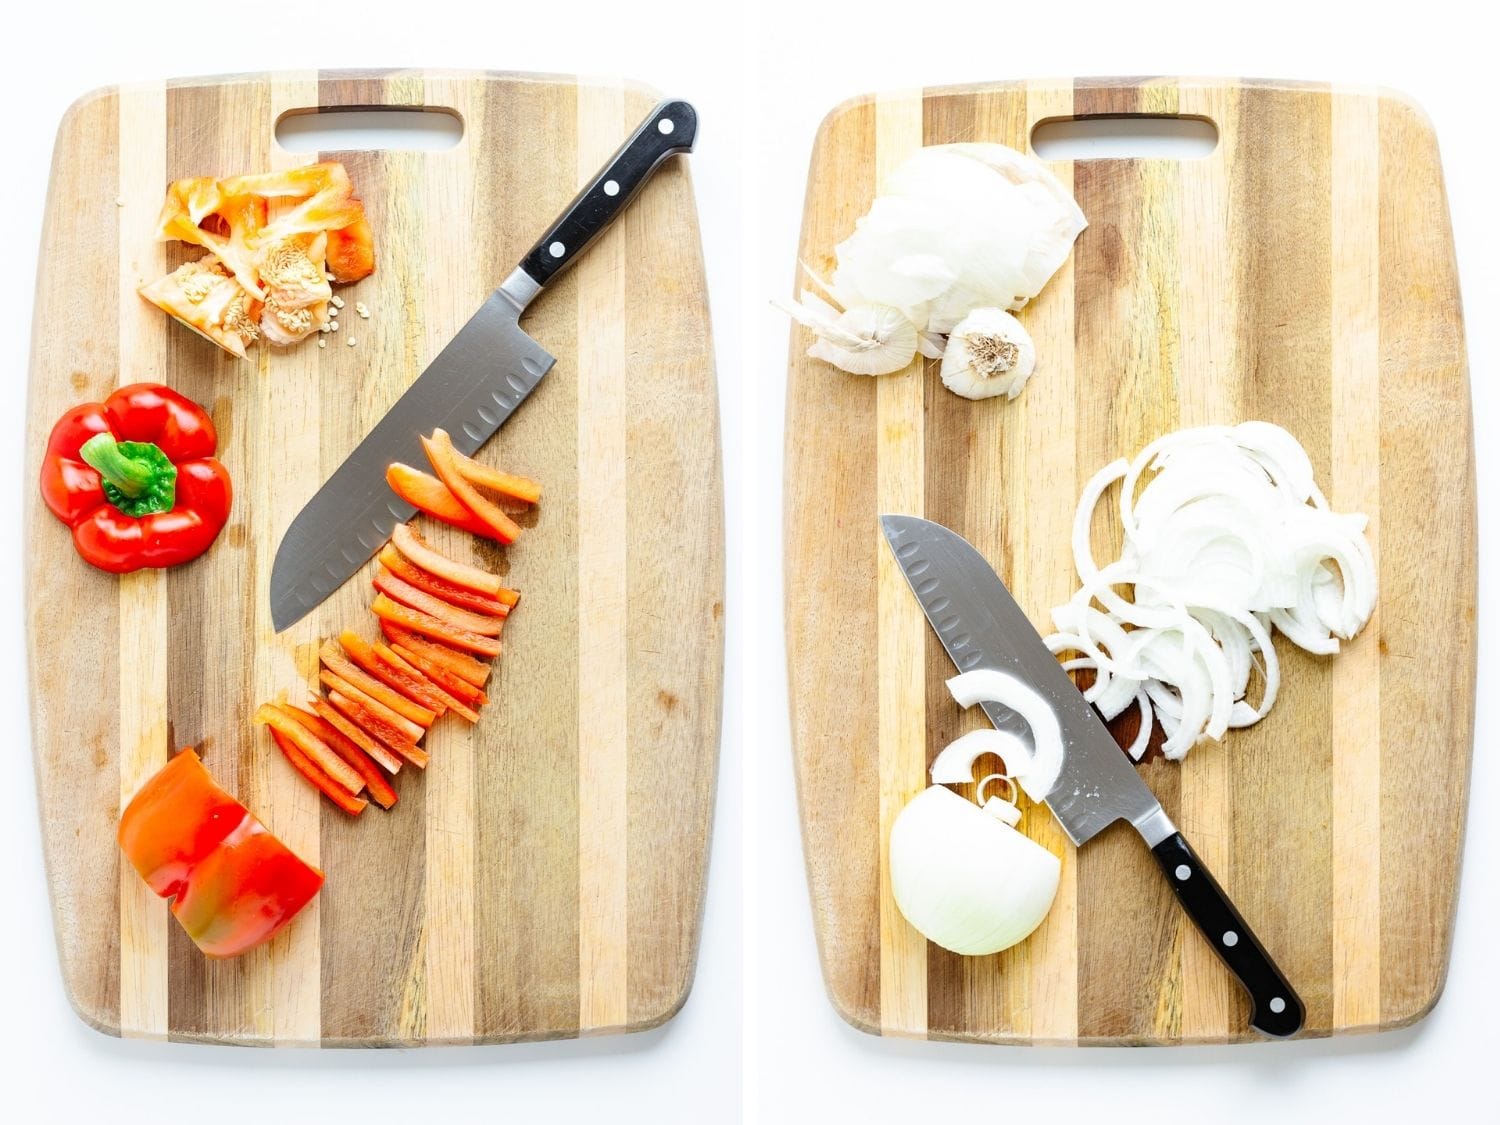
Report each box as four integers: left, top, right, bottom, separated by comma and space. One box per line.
3, 1, 1495, 1123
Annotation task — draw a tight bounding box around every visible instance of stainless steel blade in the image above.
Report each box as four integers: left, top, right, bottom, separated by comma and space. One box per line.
880, 514, 1176, 848
270, 285, 554, 631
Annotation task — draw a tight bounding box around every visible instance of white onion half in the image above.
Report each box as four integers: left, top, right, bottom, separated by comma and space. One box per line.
889, 785, 1061, 957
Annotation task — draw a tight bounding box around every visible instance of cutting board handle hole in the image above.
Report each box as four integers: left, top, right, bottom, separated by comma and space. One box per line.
1030, 115, 1218, 160
275, 107, 464, 153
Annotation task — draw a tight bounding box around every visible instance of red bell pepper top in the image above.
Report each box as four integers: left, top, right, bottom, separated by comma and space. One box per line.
41, 383, 232, 573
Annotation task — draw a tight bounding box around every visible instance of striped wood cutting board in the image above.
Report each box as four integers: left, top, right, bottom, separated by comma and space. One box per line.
784, 78, 1474, 1044
25, 69, 722, 1046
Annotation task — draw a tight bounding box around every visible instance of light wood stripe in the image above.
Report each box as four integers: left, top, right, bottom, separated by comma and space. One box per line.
1175, 80, 1239, 1042
116, 81, 170, 1042
421, 71, 479, 1044
576, 78, 630, 1035
1021, 78, 1080, 1045
254, 70, 324, 1046
1330, 85, 1381, 1032
874, 89, 928, 1038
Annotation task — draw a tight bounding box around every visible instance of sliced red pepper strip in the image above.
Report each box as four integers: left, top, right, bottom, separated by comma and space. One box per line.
389, 523, 505, 596
319, 639, 437, 726
421, 430, 522, 544
376, 543, 510, 616
372, 593, 503, 657
375, 642, 481, 722
444, 445, 542, 505
381, 623, 493, 686
385, 463, 497, 539
41, 384, 232, 573
373, 568, 504, 637
268, 728, 369, 816
391, 643, 489, 707
327, 691, 429, 769
319, 669, 426, 743
118, 748, 251, 899
309, 698, 402, 775
283, 706, 396, 810
253, 704, 364, 794
340, 630, 454, 716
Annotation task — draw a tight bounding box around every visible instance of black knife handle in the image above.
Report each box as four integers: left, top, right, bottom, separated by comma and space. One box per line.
517, 98, 696, 288
1151, 832, 1305, 1038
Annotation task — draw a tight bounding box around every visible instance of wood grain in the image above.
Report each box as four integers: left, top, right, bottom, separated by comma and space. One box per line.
784, 77, 1474, 1045
26, 70, 722, 1047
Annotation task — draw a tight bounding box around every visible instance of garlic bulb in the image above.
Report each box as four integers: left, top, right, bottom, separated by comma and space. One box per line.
939, 307, 1037, 401
774, 289, 921, 376
889, 785, 1061, 956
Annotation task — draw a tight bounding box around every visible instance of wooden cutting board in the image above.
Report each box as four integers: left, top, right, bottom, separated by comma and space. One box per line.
785, 78, 1474, 1045
25, 69, 722, 1046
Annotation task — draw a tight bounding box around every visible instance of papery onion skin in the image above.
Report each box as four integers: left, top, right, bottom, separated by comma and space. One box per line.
889, 785, 1061, 957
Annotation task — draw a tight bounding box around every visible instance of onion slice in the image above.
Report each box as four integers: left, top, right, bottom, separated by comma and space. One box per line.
1045, 421, 1376, 759
945, 670, 1064, 799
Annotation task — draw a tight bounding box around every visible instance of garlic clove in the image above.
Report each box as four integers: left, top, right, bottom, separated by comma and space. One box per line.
777, 293, 920, 377
939, 307, 1037, 401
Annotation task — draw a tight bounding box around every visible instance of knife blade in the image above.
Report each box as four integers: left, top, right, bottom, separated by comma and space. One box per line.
270, 99, 698, 631
880, 514, 1305, 1038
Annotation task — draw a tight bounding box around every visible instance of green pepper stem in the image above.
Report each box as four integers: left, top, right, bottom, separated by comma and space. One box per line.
79, 433, 158, 498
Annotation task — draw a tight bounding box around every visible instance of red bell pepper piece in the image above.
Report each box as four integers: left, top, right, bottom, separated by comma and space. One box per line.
389, 523, 505, 597
373, 568, 504, 636
376, 544, 512, 617
40, 383, 232, 573
284, 706, 398, 810
421, 429, 522, 544
268, 728, 370, 817
309, 698, 403, 775
381, 623, 493, 687
118, 749, 322, 958
370, 640, 481, 723
372, 594, 503, 657
326, 690, 430, 769
385, 463, 496, 539
390, 642, 490, 708
319, 639, 438, 727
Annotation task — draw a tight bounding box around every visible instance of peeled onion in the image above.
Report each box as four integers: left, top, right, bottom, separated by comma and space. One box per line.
889, 785, 1061, 957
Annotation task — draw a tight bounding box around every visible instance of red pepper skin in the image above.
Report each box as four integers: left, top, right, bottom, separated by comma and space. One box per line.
117, 749, 247, 900
170, 821, 325, 958
41, 383, 232, 573
118, 748, 323, 958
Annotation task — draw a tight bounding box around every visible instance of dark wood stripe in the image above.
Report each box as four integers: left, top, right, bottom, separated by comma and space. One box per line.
1377, 95, 1475, 1027
1072, 79, 1186, 1043
472, 75, 583, 1041
785, 93, 882, 1033
1228, 84, 1336, 1037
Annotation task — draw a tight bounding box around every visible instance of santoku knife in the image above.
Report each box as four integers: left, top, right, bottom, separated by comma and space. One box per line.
270, 99, 698, 631
881, 514, 1305, 1038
